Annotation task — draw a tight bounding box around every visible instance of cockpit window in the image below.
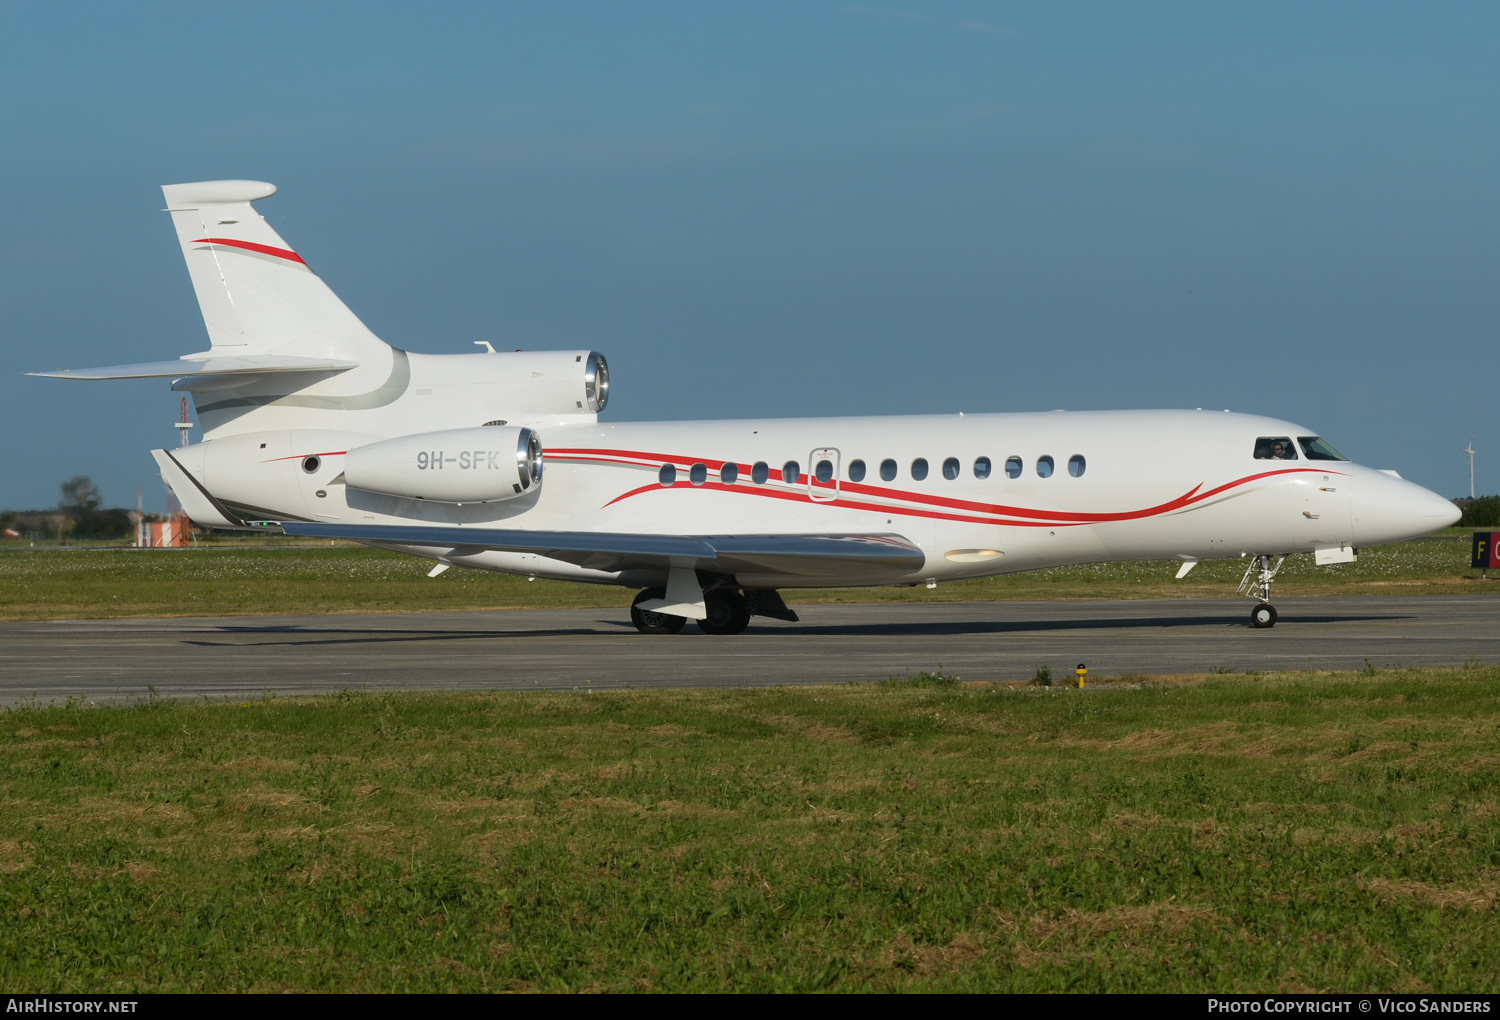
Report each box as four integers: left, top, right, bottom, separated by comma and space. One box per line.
1298, 436, 1348, 461
1253, 436, 1298, 460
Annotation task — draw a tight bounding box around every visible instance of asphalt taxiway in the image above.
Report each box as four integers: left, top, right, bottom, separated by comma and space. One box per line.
1, 595, 1495, 705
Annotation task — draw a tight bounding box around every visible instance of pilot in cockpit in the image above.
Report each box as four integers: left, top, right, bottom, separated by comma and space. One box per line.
1254, 437, 1298, 460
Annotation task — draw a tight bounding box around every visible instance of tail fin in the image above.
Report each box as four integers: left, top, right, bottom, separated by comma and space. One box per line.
161, 180, 389, 362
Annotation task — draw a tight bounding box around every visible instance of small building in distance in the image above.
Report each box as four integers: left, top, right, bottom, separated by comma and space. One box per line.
135, 514, 192, 548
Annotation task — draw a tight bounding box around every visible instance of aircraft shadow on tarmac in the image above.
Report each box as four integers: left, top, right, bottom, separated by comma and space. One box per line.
180, 627, 606, 647
742, 612, 1410, 637
177, 610, 1412, 647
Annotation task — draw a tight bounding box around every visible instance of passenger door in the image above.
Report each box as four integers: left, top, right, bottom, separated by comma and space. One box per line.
1299, 466, 1354, 550
808, 448, 839, 502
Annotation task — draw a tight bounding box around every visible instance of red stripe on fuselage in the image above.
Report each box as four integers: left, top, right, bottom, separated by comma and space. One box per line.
599, 478, 1023, 526
261, 450, 348, 463
548, 447, 1340, 525
192, 237, 307, 265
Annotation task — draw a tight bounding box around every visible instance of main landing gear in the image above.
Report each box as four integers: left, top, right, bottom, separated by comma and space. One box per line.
630, 588, 687, 635
698, 590, 752, 635
1238, 554, 1287, 629
629, 585, 797, 635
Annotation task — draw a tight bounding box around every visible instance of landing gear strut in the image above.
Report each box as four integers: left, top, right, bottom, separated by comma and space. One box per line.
1238, 554, 1286, 629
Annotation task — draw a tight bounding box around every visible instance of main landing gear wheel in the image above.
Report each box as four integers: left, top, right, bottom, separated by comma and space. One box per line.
1250, 604, 1278, 629
697, 591, 751, 635
630, 588, 686, 635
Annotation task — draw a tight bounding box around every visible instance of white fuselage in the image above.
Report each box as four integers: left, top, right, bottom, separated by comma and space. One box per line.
164, 407, 1458, 591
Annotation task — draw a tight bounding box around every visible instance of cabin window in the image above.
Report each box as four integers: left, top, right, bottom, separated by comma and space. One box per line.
720, 462, 739, 484
880, 459, 897, 481
659, 463, 676, 486
1254, 437, 1298, 460
974, 456, 991, 479
1004, 456, 1022, 479
782, 460, 800, 484
814, 459, 834, 483
848, 459, 866, 482
942, 457, 960, 480
1068, 454, 1086, 477
751, 461, 769, 484
1298, 436, 1348, 461
1037, 455, 1054, 478
911, 458, 929, 481
690, 462, 707, 485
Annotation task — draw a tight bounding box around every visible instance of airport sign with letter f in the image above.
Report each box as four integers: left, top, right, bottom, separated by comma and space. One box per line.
1472, 532, 1500, 570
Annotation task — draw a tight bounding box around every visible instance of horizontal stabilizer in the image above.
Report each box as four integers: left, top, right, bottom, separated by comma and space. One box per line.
29, 354, 358, 380
274, 522, 926, 578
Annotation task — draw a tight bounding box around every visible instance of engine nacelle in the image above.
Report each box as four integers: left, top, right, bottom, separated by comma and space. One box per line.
345, 426, 542, 503
437, 349, 608, 416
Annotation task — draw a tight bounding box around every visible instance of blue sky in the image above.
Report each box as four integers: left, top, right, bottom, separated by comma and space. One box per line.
2, 1, 1496, 509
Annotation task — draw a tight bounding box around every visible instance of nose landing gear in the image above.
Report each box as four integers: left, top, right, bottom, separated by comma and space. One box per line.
1238, 554, 1286, 629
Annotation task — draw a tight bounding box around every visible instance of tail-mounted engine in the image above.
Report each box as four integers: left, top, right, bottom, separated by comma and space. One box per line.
345, 425, 542, 503
457, 349, 608, 418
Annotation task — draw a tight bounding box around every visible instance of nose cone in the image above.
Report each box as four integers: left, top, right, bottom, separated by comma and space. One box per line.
1350, 466, 1461, 546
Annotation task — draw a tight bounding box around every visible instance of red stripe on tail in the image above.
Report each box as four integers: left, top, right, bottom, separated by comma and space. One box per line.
192, 237, 307, 265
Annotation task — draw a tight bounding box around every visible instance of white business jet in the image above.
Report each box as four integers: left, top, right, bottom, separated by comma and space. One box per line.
31, 181, 1460, 633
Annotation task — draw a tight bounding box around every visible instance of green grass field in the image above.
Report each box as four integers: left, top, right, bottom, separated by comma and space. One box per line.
3, 667, 1497, 992
0, 532, 1490, 620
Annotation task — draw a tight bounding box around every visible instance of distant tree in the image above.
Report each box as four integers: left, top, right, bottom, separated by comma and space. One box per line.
1459, 495, 1500, 528
60, 475, 101, 512
70, 507, 133, 540
48, 476, 130, 541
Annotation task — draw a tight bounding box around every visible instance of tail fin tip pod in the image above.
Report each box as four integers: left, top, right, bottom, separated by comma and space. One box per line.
162, 180, 277, 206
159, 179, 389, 362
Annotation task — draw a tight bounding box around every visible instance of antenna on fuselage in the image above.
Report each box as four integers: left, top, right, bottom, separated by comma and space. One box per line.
1463, 435, 1476, 500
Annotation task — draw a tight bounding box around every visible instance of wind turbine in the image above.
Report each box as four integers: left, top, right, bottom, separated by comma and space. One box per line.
1463, 435, 1476, 500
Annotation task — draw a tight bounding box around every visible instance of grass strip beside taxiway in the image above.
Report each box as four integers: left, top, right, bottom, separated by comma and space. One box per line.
2, 666, 1497, 991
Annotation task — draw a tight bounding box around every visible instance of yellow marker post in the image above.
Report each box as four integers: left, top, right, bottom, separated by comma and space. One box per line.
1076, 663, 1087, 689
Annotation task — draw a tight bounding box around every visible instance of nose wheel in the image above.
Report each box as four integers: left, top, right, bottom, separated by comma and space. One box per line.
1238, 554, 1286, 630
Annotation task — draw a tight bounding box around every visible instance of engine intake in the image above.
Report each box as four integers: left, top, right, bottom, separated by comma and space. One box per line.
345, 426, 542, 503
585, 351, 609, 413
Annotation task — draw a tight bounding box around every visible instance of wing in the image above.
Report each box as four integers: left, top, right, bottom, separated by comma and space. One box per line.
274, 522, 926, 579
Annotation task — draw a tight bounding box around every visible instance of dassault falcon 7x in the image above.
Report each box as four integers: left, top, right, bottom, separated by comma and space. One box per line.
32, 180, 1460, 633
